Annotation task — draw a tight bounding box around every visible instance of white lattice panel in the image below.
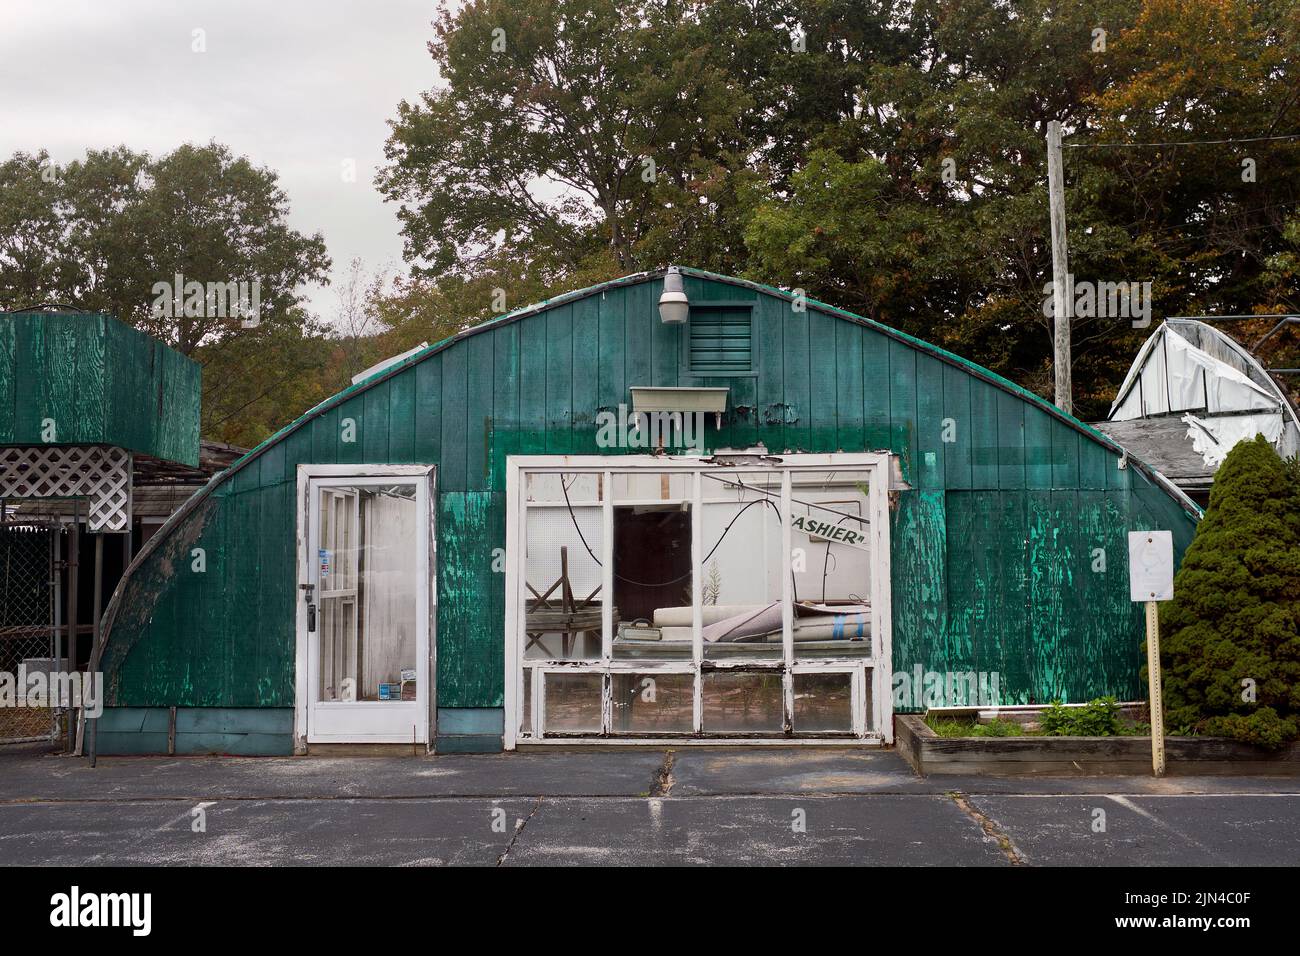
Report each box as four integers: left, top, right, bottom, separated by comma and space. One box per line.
0, 446, 132, 532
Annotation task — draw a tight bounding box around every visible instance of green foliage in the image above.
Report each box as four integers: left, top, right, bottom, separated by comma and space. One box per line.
7, 1, 1300, 443
1159, 437, 1300, 750
1038, 697, 1124, 737
926, 716, 1028, 738
1201, 708, 1298, 750
377, 0, 757, 279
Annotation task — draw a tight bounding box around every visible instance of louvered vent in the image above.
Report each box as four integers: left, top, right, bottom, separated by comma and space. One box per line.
689, 305, 752, 374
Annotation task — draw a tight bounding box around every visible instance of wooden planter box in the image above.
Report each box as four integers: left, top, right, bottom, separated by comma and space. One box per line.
895, 714, 1300, 776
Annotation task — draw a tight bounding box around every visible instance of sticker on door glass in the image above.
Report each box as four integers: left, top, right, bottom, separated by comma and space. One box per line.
318, 548, 332, 578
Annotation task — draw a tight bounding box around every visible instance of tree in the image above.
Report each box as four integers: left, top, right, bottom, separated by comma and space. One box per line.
1, 143, 335, 446
737, 0, 1300, 415
744, 148, 956, 329
125, 143, 331, 354
0, 151, 76, 307
0, 143, 331, 356
377, 0, 757, 281
1159, 436, 1300, 748
196, 315, 358, 448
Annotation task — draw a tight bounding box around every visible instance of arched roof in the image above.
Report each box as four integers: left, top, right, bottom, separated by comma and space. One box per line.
89, 267, 1202, 687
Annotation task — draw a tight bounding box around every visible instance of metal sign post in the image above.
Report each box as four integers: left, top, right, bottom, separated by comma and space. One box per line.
1129, 531, 1174, 777
1144, 600, 1165, 776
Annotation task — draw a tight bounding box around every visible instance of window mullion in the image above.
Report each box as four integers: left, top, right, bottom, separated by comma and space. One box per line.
691, 470, 703, 734
601, 471, 613, 734
781, 469, 794, 734
601, 471, 613, 664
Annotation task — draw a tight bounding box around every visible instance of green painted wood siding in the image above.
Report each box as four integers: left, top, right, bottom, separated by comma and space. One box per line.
98, 271, 1199, 711
0, 313, 200, 465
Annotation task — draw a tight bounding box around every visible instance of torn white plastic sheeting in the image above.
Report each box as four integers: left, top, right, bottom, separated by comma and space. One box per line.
1112, 324, 1279, 421
1182, 412, 1282, 468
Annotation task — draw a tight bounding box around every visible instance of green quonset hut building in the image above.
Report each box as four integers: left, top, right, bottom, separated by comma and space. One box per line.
91, 268, 1200, 755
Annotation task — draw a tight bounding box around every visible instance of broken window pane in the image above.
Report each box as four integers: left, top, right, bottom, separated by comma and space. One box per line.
523, 472, 603, 661
524, 471, 603, 505
612, 472, 693, 661
789, 471, 873, 659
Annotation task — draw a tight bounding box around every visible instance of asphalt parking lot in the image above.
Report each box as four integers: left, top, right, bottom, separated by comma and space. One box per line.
1, 744, 1296, 866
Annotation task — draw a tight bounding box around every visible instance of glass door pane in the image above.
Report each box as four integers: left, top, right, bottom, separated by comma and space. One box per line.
314, 482, 420, 704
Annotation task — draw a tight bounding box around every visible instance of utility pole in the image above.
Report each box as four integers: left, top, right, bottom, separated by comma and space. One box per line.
1046, 120, 1072, 415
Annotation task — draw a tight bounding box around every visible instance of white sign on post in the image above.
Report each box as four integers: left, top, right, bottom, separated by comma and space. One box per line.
1128, 529, 1173, 777
1128, 530, 1173, 602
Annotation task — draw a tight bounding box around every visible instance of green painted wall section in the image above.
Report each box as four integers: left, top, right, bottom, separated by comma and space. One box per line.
0, 312, 201, 465
99, 271, 1199, 713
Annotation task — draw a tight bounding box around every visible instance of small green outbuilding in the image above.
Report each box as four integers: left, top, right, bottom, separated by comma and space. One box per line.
87, 268, 1200, 755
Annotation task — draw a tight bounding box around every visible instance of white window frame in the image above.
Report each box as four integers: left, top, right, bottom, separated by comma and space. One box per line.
503, 453, 893, 748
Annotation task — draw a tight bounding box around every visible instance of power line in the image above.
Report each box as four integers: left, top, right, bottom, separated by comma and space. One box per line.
1065, 133, 1300, 149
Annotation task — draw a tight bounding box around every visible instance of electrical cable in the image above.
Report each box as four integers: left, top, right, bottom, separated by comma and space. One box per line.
560, 474, 782, 589
1064, 133, 1300, 149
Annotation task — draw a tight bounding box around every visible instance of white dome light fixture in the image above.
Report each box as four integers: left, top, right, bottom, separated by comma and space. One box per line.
658, 266, 689, 324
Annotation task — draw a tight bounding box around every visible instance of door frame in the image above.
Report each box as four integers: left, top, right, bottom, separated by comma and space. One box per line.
293, 464, 436, 752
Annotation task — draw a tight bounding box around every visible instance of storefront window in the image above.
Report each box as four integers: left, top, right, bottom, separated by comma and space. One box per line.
512, 458, 886, 742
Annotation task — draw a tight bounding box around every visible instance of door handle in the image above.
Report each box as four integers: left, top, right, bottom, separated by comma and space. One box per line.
300, 583, 317, 633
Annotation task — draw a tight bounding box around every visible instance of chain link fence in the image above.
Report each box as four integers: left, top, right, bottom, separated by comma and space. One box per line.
0, 518, 58, 743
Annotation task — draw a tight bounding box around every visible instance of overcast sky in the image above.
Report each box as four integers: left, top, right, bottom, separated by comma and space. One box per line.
0, 0, 441, 325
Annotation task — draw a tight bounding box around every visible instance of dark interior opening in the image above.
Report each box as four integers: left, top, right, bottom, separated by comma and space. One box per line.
612, 507, 692, 623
